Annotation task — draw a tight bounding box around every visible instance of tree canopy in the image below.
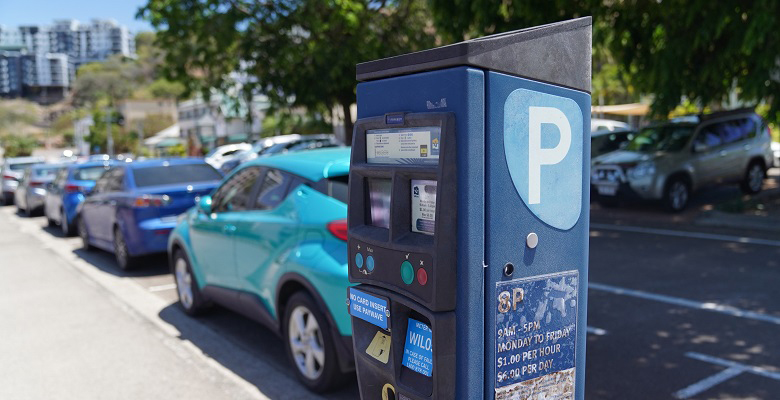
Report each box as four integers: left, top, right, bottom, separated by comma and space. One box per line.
429, 0, 780, 122
138, 0, 437, 143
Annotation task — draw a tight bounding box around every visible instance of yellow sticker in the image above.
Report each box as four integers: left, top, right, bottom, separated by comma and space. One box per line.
366, 331, 391, 364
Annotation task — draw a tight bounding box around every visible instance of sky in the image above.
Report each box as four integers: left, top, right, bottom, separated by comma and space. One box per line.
0, 0, 154, 33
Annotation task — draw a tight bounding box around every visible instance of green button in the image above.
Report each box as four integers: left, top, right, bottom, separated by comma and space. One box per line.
401, 261, 414, 285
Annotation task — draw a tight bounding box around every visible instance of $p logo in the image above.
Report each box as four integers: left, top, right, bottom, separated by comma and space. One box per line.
504, 88, 583, 230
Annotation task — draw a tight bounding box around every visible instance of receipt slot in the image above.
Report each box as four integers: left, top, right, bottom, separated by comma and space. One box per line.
348, 17, 592, 400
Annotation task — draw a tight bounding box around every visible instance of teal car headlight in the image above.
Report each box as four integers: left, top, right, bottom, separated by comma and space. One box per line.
628, 162, 656, 179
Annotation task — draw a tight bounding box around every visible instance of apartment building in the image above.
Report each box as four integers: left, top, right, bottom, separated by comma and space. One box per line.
0, 19, 134, 103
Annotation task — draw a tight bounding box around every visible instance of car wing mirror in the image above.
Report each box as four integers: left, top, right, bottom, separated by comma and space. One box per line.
198, 195, 212, 214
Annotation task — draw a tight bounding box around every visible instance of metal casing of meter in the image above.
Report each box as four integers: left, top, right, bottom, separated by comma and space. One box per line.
348, 16, 592, 400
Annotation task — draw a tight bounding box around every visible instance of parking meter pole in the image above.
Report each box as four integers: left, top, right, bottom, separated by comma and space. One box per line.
348, 17, 592, 400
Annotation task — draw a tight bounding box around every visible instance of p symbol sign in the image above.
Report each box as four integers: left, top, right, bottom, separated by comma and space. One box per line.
504, 89, 583, 230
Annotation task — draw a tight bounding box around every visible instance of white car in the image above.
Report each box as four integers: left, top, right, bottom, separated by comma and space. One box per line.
204, 143, 252, 169
591, 118, 630, 133
771, 141, 780, 167
1, 156, 46, 205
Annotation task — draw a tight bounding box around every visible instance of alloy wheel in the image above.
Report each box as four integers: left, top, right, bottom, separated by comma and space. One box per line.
288, 305, 326, 381
670, 181, 688, 211
175, 258, 194, 310
748, 164, 764, 192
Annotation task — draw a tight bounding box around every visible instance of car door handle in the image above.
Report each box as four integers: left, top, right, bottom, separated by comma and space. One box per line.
108, 200, 117, 206
720, 150, 728, 157
744, 144, 751, 150
223, 225, 237, 234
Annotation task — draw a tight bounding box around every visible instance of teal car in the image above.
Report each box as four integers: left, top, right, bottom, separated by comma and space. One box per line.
168, 147, 352, 392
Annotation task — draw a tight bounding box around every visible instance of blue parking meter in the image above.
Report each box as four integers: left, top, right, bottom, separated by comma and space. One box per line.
348, 17, 591, 399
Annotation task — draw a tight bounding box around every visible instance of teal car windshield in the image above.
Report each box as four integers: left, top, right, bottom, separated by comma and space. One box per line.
625, 125, 694, 153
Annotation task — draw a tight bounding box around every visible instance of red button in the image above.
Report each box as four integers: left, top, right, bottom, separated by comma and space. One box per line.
416, 267, 428, 286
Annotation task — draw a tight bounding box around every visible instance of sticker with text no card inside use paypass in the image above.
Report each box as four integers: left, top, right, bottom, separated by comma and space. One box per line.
348, 288, 388, 330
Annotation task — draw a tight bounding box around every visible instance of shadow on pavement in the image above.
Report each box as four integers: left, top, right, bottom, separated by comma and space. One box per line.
158, 304, 359, 400
71, 248, 170, 278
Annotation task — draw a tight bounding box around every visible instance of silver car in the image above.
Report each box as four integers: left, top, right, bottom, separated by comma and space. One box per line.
1, 156, 45, 205
15, 163, 65, 216
591, 109, 773, 212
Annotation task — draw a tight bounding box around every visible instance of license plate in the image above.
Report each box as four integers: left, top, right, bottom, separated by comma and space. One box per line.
597, 185, 617, 196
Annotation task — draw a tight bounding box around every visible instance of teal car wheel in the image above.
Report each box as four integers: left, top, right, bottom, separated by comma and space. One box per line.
173, 250, 209, 315
283, 292, 347, 393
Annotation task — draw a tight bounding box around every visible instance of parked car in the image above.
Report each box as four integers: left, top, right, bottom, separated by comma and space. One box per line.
219, 134, 339, 174
15, 163, 65, 216
219, 134, 305, 173
591, 118, 630, 133
771, 141, 780, 167
1, 156, 45, 205
591, 129, 636, 160
169, 147, 351, 392
77, 158, 223, 269
44, 160, 115, 236
591, 109, 773, 212
204, 142, 252, 170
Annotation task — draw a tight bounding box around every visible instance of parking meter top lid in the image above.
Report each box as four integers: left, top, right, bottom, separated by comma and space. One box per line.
356, 16, 592, 92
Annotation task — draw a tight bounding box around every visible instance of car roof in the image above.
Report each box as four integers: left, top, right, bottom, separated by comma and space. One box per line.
591, 128, 635, 137
124, 158, 208, 169
68, 160, 116, 170
4, 156, 45, 164
31, 162, 69, 170
247, 147, 351, 181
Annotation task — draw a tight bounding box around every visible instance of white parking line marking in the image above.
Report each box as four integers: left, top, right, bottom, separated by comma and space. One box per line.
674, 352, 780, 399
586, 326, 608, 336
591, 223, 780, 247
674, 366, 743, 399
589, 282, 780, 325
148, 283, 177, 292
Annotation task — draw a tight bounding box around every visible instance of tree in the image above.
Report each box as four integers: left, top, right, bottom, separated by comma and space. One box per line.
427, 1, 780, 122
0, 135, 37, 157
138, 0, 437, 144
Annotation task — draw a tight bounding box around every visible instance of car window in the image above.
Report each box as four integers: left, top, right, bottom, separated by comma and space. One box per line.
106, 168, 125, 192
53, 168, 68, 189
133, 164, 222, 187
627, 125, 695, 153
694, 124, 724, 149
9, 162, 37, 171
254, 169, 293, 210
312, 174, 348, 203
73, 165, 111, 181
92, 170, 112, 193
32, 167, 60, 179
212, 167, 263, 213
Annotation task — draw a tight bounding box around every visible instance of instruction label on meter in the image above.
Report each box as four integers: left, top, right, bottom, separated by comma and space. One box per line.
494, 271, 578, 399
349, 288, 389, 330
402, 318, 433, 377
411, 180, 436, 235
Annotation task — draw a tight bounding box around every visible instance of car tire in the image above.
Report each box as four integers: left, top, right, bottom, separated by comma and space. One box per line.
282, 292, 348, 393
78, 215, 94, 250
172, 250, 210, 316
740, 162, 765, 194
663, 177, 690, 213
113, 227, 137, 270
61, 210, 74, 237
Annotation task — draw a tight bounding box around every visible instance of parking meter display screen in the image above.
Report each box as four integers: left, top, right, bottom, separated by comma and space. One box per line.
368, 178, 392, 229
366, 127, 441, 165
411, 180, 436, 235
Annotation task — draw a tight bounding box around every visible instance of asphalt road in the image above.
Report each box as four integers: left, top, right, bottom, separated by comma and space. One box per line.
2, 183, 780, 399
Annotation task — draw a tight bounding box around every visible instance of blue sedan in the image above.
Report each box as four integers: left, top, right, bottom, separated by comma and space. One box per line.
44, 160, 115, 236
77, 158, 222, 270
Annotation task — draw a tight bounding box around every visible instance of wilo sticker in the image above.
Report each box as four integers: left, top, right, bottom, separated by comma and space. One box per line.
402, 318, 433, 377
494, 271, 578, 399
504, 89, 583, 230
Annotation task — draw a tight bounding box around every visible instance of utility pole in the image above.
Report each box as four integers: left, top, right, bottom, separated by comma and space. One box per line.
105, 108, 114, 157
136, 120, 143, 158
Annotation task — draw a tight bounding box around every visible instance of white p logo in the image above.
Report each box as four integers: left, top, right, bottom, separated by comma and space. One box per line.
504, 88, 583, 231
528, 106, 572, 204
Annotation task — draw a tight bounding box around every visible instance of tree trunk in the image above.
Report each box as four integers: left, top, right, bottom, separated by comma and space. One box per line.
342, 101, 354, 146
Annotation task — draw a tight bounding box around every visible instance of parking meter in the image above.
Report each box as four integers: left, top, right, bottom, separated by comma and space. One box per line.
348, 17, 591, 400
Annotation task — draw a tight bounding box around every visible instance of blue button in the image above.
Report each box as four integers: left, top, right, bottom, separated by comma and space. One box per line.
355, 253, 364, 268
366, 255, 375, 271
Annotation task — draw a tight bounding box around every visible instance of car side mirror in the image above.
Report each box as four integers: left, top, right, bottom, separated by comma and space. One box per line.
198, 195, 212, 214
693, 142, 707, 153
